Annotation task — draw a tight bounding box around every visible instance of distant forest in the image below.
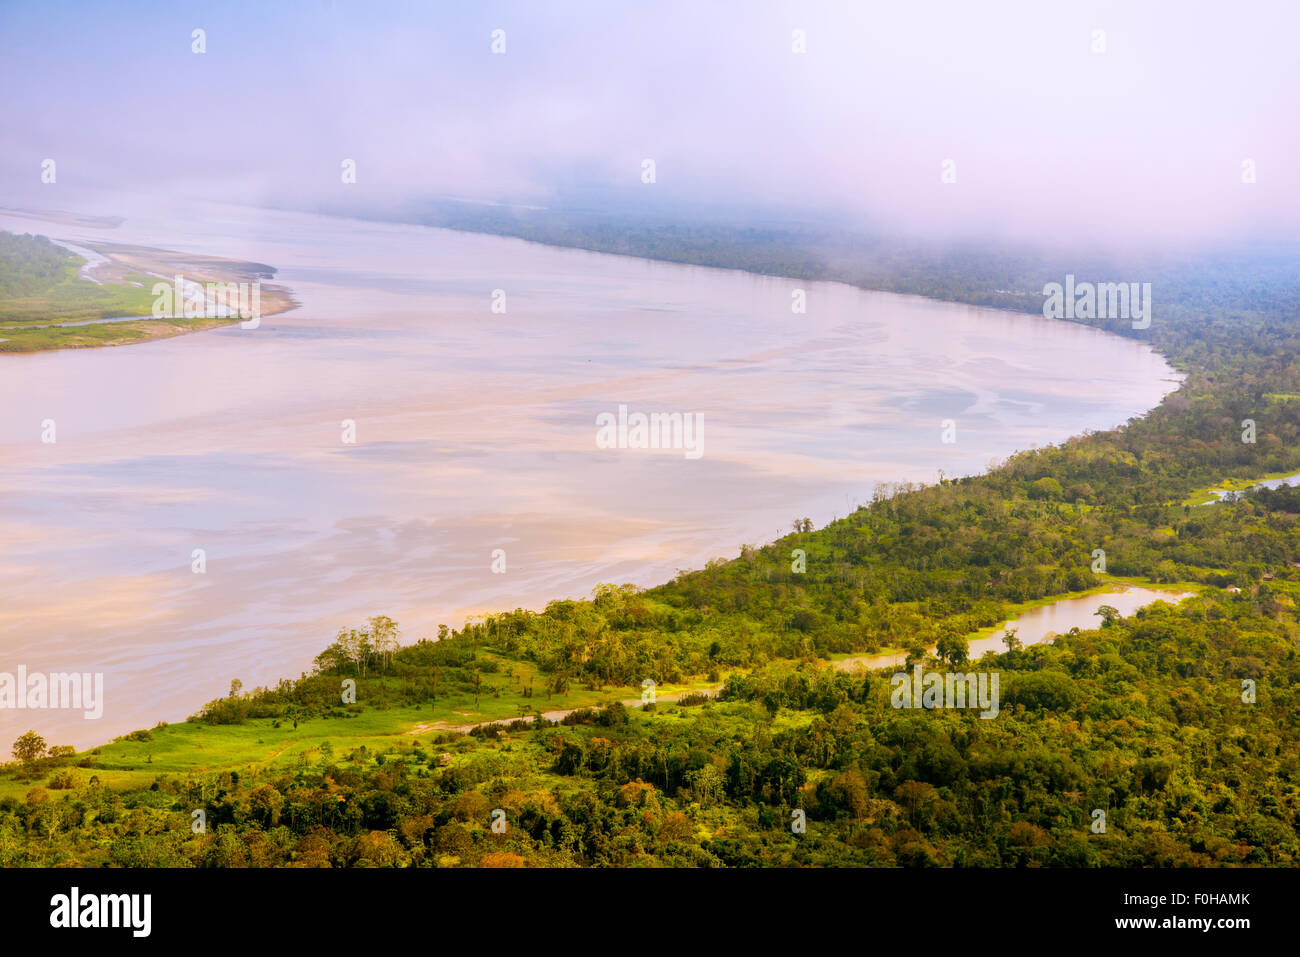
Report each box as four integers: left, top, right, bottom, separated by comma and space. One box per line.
325, 196, 1300, 355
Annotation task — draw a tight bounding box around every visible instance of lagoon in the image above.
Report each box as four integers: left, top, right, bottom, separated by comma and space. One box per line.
835, 584, 1194, 673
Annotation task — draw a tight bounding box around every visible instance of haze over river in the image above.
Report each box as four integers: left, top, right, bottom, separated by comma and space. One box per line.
0, 199, 1180, 747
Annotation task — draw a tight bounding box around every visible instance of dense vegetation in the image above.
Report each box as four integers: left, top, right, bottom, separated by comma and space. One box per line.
3, 217, 1299, 867
0, 230, 75, 297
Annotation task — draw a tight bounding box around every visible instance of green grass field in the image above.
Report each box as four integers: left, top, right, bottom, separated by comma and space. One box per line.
0, 656, 725, 800
0, 259, 156, 324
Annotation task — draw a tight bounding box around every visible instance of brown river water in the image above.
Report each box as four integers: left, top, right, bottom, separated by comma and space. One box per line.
0, 199, 1180, 747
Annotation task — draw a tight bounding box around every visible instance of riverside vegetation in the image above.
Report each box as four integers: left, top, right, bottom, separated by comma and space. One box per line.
0, 230, 294, 351
2, 221, 1298, 867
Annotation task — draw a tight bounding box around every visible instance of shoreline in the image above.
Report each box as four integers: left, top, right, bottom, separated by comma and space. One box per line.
293, 202, 1189, 367
0, 232, 299, 353
7, 201, 1179, 372
0, 204, 1195, 753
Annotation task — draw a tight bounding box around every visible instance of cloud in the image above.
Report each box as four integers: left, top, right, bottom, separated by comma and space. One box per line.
2, 0, 1297, 244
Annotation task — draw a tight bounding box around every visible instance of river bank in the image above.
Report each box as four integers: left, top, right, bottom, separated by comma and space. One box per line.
0, 199, 1183, 749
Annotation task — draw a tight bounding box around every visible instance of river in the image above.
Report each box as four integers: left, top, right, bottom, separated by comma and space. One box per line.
0, 198, 1181, 747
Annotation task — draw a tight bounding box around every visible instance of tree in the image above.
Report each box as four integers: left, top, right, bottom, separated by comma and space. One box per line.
346, 628, 374, 676
313, 639, 350, 675
827, 768, 870, 819
1029, 477, 1064, 500
1095, 605, 1121, 627
248, 784, 284, 827
689, 763, 725, 805
936, 632, 969, 665
368, 616, 400, 672
1001, 627, 1022, 652
12, 730, 46, 765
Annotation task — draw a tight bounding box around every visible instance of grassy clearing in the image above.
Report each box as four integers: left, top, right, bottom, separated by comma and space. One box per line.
0, 662, 725, 800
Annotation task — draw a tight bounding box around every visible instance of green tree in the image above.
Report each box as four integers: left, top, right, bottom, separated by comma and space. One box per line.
1029, 477, 1064, 500
936, 632, 969, 665
12, 730, 46, 765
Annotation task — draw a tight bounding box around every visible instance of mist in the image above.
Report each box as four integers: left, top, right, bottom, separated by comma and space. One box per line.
2, 0, 1297, 247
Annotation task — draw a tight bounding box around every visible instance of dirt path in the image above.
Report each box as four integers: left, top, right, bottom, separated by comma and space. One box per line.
404, 684, 723, 736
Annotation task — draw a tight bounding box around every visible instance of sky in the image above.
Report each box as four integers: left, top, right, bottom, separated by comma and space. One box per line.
1, 0, 1298, 246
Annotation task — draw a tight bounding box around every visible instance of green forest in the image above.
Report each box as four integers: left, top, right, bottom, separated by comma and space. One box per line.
3, 222, 1299, 868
